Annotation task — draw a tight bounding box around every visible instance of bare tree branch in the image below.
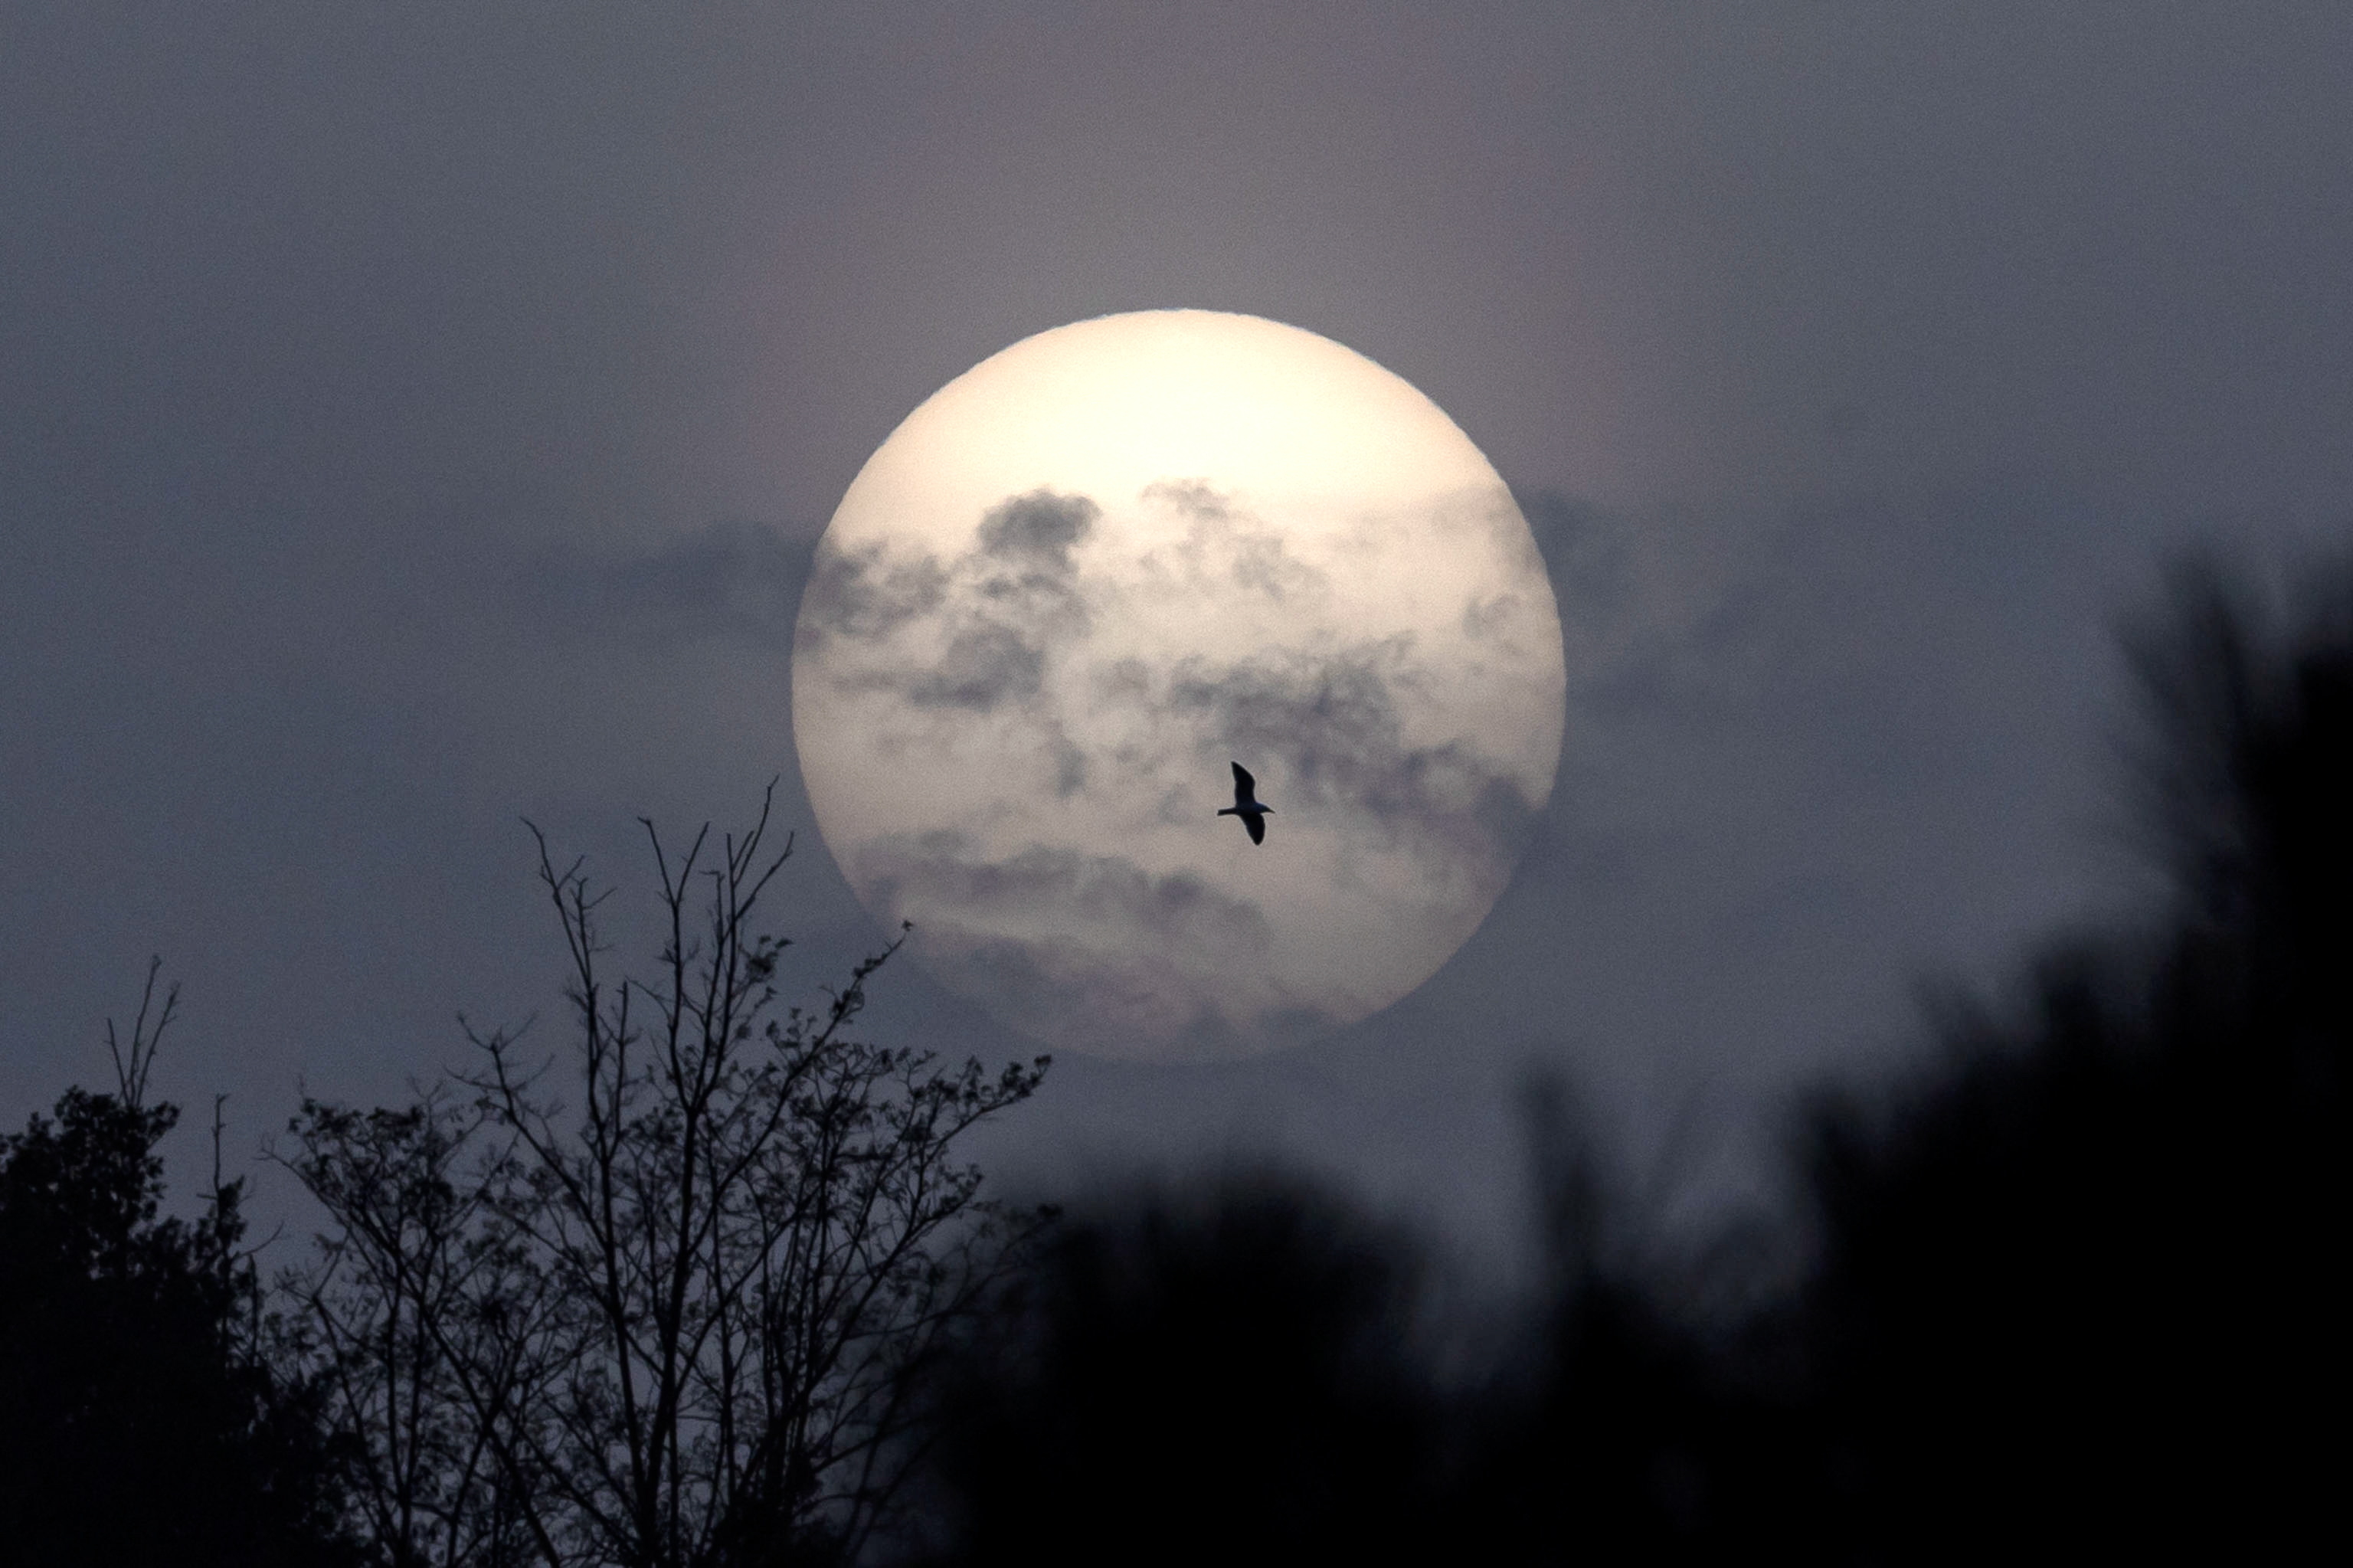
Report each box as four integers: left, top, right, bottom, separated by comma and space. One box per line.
278, 793, 1048, 1567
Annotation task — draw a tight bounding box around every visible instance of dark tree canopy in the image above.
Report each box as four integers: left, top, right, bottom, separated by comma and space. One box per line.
909, 558, 2352, 1566
4, 556, 2342, 1567
0, 1059, 355, 1566
915, 1173, 1448, 1568
1789, 561, 2350, 1560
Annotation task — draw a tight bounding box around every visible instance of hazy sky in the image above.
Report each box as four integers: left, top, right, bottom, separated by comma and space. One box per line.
5, 2, 2348, 1264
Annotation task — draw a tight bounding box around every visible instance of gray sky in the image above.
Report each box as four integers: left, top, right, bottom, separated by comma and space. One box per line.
5, 2, 2348, 1266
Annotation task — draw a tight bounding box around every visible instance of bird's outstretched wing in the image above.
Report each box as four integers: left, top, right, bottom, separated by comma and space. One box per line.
1245, 812, 1265, 845
1231, 761, 1256, 800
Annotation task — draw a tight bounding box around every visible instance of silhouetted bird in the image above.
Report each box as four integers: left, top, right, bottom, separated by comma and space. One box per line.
1218, 761, 1273, 845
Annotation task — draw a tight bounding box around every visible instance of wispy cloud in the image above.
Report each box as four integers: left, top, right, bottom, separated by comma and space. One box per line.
794, 478, 1560, 1055
853, 832, 1330, 1060
978, 489, 1098, 574
1162, 642, 1540, 872
512, 519, 813, 647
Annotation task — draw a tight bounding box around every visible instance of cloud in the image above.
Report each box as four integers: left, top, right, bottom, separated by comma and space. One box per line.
1049, 722, 1089, 797
1521, 487, 1808, 726
1143, 480, 1326, 603
513, 519, 813, 647
966, 492, 1098, 643
1460, 591, 1530, 643
796, 479, 1557, 1052
853, 833, 1321, 1059
1163, 642, 1540, 869
794, 541, 949, 650
862, 834, 1271, 944
799, 488, 1105, 717
905, 624, 1046, 711
978, 489, 1098, 574
911, 931, 1335, 1062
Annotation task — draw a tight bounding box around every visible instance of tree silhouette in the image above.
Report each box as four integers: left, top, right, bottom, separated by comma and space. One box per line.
912, 1171, 1447, 1568
0, 963, 356, 1567
7, 553, 2338, 1566
908, 555, 2351, 1566
1449, 1077, 1805, 1566
280, 794, 1047, 1568
1791, 558, 2350, 1560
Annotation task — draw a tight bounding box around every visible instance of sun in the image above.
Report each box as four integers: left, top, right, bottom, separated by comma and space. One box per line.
793, 310, 1564, 1062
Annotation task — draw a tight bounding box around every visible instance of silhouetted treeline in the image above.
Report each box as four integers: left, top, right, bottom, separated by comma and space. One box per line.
905, 561, 2348, 1566
3, 559, 2342, 1565
0, 969, 356, 1568
1788, 561, 2348, 1560
909, 1174, 1455, 1566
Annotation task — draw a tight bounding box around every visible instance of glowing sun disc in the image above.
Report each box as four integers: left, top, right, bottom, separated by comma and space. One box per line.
793, 310, 1564, 1062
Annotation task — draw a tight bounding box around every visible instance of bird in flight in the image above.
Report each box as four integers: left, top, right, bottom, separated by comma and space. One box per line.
1218, 761, 1273, 845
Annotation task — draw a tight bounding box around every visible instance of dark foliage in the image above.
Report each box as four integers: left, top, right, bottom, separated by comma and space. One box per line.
1792, 561, 2349, 1560
0, 977, 355, 1568
909, 558, 2350, 1566
1432, 1075, 1808, 1566
6, 558, 2342, 1566
911, 1173, 1448, 1568
909, 1117, 1805, 1567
